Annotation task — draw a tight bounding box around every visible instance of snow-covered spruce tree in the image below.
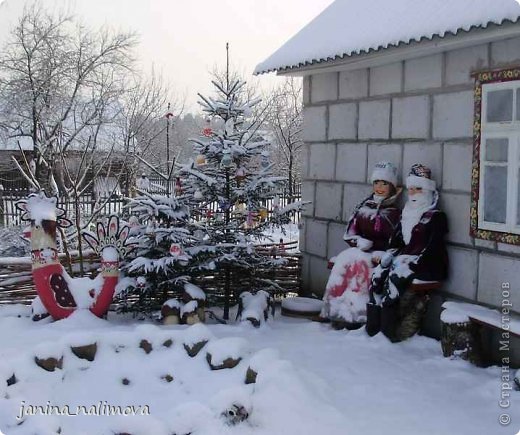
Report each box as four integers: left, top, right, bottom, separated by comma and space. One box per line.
179, 77, 300, 320
117, 191, 205, 315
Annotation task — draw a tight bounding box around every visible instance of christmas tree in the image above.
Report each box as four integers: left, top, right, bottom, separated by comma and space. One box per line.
179, 71, 300, 319
117, 111, 214, 316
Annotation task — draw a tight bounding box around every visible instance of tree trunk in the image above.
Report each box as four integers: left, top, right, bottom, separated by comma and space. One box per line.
223, 169, 231, 320
288, 155, 293, 201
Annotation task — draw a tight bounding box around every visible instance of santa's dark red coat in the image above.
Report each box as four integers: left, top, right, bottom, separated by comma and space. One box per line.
390, 209, 449, 281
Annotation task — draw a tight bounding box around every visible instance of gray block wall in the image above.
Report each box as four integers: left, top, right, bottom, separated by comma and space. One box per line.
301, 37, 520, 316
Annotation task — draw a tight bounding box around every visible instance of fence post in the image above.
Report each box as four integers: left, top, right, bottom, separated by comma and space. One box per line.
0, 186, 4, 227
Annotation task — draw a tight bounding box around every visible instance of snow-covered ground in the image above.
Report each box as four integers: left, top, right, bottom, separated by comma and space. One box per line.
0, 305, 518, 435
258, 223, 300, 249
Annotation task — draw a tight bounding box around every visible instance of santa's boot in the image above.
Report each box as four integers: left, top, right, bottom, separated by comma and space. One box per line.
381, 303, 399, 343
365, 303, 381, 336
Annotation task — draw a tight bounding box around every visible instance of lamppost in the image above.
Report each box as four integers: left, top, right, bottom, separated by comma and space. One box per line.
165, 104, 174, 196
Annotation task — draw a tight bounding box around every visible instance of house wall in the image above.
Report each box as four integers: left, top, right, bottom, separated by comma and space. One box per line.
300, 36, 520, 326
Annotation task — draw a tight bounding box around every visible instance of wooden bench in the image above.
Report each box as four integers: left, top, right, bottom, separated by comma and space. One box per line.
440, 301, 520, 366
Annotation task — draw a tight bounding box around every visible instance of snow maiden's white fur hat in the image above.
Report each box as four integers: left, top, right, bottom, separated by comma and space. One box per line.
370, 161, 398, 187
406, 164, 436, 191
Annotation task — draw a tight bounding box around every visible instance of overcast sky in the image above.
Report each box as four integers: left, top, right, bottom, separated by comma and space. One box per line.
0, 0, 334, 112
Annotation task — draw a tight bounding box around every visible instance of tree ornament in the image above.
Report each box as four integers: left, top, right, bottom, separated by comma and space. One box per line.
225, 118, 235, 136
175, 177, 183, 195
202, 118, 212, 137
170, 243, 182, 257
136, 276, 146, 289
194, 230, 204, 240
129, 216, 139, 228
195, 154, 207, 166
219, 200, 231, 211
259, 208, 268, 220
194, 189, 203, 200
206, 209, 214, 219
246, 210, 254, 227
221, 149, 233, 169
235, 166, 246, 182
273, 195, 280, 211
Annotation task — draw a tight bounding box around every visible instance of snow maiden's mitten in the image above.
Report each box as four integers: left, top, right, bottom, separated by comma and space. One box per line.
369, 263, 390, 298
344, 235, 373, 251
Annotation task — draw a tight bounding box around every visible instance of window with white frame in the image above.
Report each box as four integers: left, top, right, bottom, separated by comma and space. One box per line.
479, 81, 520, 235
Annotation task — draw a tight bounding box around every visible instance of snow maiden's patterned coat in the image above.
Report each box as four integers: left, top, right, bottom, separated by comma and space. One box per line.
344, 190, 402, 253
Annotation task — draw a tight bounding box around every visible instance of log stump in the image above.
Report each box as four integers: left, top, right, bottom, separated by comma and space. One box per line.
441, 319, 483, 366
161, 301, 181, 325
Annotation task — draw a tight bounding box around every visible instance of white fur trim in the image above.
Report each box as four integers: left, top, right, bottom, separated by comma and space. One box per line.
371, 168, 397, 186
406, 174, 436, 191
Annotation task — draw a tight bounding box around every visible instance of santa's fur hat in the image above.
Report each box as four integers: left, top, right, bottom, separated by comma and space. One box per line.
406, 164, 436, 191
370, 161, 398, 187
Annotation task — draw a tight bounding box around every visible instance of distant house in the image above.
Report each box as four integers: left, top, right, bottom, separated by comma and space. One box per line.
256, 0, 520, 359
0, 138, 129, 198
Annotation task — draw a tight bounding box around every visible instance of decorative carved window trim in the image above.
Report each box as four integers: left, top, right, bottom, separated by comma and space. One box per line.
470, 67, 520, 245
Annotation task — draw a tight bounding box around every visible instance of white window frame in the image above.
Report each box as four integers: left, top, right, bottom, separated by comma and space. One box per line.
479, 81, 520, 235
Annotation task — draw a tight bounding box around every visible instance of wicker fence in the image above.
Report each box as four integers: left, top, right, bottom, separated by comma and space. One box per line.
0, 241, 301, 308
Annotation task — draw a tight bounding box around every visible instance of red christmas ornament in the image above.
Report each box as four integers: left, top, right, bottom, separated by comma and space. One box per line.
235, 167, 246, 182
202, 118, 212, 137
170, 243, 182, 257
175, 177, 183, 194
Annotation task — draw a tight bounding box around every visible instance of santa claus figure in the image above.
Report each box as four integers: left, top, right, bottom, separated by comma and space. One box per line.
367, 164, 449, 341
321, 161, 401, 326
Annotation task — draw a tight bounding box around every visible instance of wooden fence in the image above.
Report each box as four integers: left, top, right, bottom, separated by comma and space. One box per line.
0, 180, 301, 227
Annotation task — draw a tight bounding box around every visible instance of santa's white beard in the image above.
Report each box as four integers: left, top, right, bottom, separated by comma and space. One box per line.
401, 191, 433, 244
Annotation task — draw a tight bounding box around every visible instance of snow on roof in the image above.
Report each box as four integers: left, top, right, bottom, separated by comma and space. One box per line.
255, 0, 520, 74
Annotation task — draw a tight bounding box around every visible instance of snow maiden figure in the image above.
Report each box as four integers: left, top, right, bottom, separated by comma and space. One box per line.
367, 164, 449, 342
321, 162, 401, 328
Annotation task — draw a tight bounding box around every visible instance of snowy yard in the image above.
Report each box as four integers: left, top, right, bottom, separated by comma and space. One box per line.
0, 305, 518, 435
